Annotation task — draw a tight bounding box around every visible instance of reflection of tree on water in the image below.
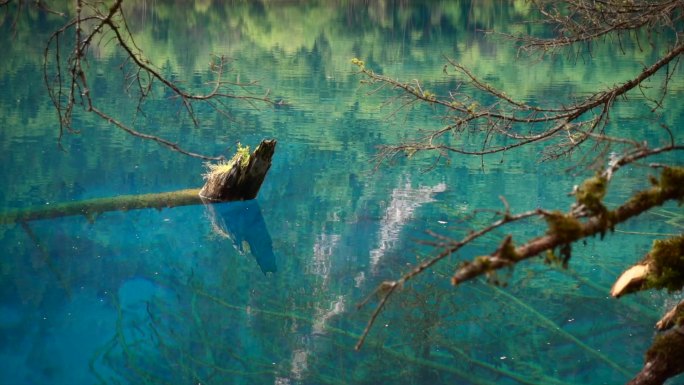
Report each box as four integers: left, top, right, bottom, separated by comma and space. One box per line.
369, 178, 446, 274
205, 200, 277, 274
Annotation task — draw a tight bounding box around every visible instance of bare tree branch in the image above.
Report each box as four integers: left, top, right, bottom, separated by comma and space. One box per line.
355, 206, 540, 350
353, 2, 684, 383
509, 0, 684, 53
355, 40, 684, 167
356, 147, 684, 352
42, 0, 273, 160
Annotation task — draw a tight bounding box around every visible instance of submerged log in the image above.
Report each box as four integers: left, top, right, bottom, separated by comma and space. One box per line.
0, 139, 276, 225
0, 189, 203, 225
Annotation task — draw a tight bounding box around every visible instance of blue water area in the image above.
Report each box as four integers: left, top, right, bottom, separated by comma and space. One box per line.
1, 1, 683, 385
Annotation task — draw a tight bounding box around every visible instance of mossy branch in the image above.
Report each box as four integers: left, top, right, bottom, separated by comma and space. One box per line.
356, 164, 684, 352
627, 326, 684, 385
452, 166, 684, 285
612, 234, 684, 298
610, 235, 684, 385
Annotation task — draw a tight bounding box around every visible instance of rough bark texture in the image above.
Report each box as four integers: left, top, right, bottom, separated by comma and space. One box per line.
656, 301, 684, 331
621, 282, 684, 385
199, 139, 277, 201
627, 327, 684, 385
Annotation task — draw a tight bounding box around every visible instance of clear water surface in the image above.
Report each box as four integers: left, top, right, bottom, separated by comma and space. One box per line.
1, 2, 683, 385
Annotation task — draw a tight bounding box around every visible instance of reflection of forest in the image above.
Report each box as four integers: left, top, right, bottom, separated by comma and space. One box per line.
5, 0, 682, 105
2, 2, 683, 384
121, 0, 533, 68
5, 0, 673, 100
3, 0, 681, 167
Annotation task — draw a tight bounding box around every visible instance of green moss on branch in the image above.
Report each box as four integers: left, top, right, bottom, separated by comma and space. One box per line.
646, 235, 684, 292
575, 175, 607, 214
544, 211, 584, 242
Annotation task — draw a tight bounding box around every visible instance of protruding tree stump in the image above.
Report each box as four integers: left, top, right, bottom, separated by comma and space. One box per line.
199, 139, 277, 201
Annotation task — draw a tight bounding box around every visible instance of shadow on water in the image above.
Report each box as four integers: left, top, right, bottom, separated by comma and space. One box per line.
204, 200, 277, 274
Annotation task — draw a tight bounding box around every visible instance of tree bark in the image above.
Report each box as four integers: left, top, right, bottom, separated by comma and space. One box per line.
627, 327, 684, 385
611, 263, 650, 298
199, 139, 276, 201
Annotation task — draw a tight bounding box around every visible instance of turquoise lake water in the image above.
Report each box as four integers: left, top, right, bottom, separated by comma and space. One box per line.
1, 1, 683, 384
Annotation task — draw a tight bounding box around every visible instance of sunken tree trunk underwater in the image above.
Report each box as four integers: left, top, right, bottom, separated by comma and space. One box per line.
0, 139, 277, 225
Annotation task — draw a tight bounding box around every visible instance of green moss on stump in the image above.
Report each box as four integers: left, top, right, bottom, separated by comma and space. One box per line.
204, 143, 251, 177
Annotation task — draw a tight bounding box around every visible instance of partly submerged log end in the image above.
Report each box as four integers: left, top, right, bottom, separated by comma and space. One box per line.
199, 139, 277, 202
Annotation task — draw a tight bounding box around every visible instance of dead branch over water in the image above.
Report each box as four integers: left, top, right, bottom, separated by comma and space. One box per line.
41, 0, 273, 160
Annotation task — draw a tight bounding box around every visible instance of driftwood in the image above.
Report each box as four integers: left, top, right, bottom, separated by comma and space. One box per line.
0, 139, 276, 225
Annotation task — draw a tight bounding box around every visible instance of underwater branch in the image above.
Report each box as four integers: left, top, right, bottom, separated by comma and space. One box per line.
42, 0, 273, 161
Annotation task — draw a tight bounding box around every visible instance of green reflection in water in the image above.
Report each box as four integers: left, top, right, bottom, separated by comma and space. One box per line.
0, 1, 682, 385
